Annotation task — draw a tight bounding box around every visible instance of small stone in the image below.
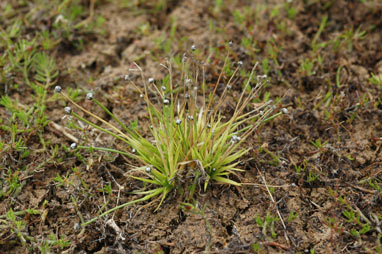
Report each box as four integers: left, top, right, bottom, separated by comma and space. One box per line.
161, 86, 166, 91
64, 106, 72, 114
54, 86, 62, 93
281, 108, 288, 114
148, 77, 154, 83
132, 148, 136, 153
228, 41, 233, 47
139, 94, 144, 98
145, 167, 151, 173
70, 143, 77, 149
163, 99, 170, 105
191, 45, 196, 51
227, 84, 232, 89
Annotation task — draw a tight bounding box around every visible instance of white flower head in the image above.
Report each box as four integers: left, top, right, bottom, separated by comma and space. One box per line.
54, 86, 62, 93
86, 92, 94, 100
70, 143, 77, 149
64, 106, 72, 114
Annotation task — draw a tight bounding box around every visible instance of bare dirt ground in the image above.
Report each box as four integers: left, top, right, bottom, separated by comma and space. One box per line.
1, 0, 382, 253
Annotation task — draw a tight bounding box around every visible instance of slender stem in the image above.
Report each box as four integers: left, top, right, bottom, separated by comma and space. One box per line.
79, 145, 131, 157
71, 112, 130, 144
81, 189, 163, 227
60, 92, 130, 141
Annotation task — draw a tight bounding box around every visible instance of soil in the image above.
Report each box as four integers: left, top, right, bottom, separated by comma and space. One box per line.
1, 0, 382, 253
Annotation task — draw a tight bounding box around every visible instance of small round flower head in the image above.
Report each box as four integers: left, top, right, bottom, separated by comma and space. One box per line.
70, 142, 77, 149
227, 84, 232, 89
184, 93, 190, 99
64, 106, 72, 114
124, 74, 130, 81
237, 61, 243, 66
231, 135, 241, 143
273, 105, 277, 110
145, 166, 151, 173
290, 183, 297, 188
281, 108, 288, 114
212, 168, 216, 172
193, 86, 198, 91
161, 86, 166, 91
175, 119, 182, 125
149, 125, 153, 129
228, 41, 233, 47
163, 99, 170, 105
54, 85, 62, 93
86, 92, 94, 100
73, 223, 80, 231
148, 77, 154, 84
207, 123, 211, 128
187, 115, 194, 120
185, 79, 192, 86
191, 44, 196, 51
139, 94, 144, 98
260, 110, 264, 116
132, 148, 136, 153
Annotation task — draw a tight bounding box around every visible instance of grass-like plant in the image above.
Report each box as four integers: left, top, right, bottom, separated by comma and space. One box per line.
57, 55, 284, 226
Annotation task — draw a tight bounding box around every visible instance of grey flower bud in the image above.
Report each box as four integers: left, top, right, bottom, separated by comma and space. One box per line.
70, 143, 77, 149
54, 86, 62, 93
64, 106, 72, 114
86, 92, 94, 100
